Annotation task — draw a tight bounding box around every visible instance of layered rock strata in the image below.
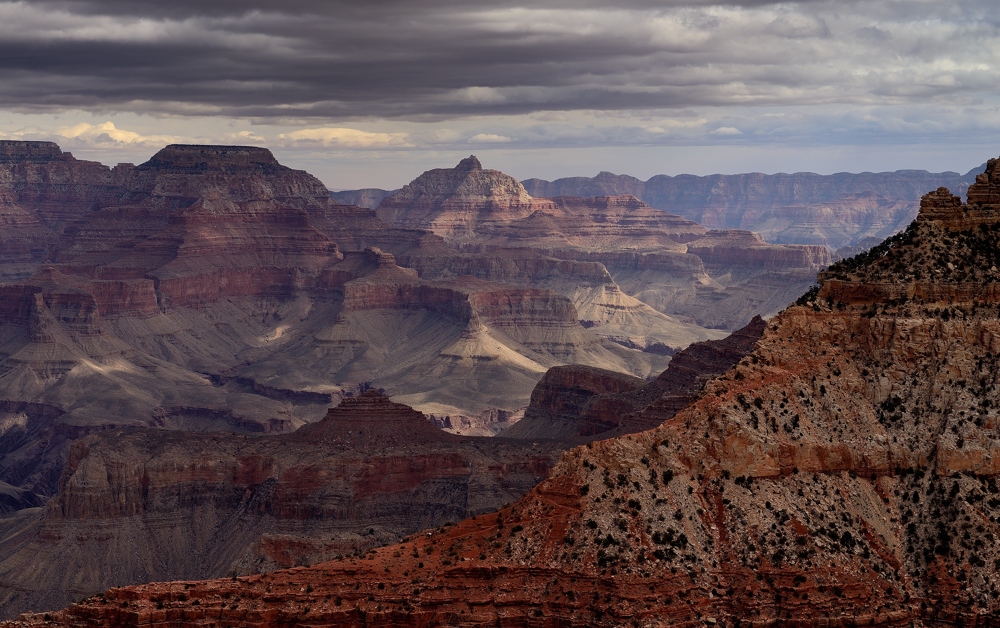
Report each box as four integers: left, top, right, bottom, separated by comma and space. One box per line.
0, 143, 693, 505
0, 391, 565, 618
504, 316, 766, 441
0, 141, 125, 282
29, 158, 1000, 626
523, 165, 981, 247
378, 157, 830, 331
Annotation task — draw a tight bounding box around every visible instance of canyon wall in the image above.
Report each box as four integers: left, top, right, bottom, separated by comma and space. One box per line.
377, 157, 830, 332
0, 391, 564, 617
522, 166, 982, 248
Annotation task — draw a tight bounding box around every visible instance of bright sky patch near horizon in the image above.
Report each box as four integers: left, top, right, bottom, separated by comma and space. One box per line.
0, 0, 997, 189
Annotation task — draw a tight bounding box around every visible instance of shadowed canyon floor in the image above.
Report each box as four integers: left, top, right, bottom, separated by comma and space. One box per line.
16, 157, 1000, 625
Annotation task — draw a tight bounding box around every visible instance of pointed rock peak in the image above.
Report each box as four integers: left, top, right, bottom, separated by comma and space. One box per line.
382, 155, 534, 207
967, 156, 1000, 207
457, 155, 482, 171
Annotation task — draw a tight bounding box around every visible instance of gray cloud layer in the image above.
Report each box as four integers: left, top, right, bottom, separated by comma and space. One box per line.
0, 0, 996, 120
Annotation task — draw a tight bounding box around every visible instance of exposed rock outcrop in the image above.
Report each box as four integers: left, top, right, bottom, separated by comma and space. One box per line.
376, 156, 543, 239
0, 141, 125, 282
504, 315, 766, 441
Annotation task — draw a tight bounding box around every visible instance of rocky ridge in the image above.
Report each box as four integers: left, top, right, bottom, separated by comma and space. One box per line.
503, 315, 766, 441
27, 157, 1000, 625
522, 166, 982, 248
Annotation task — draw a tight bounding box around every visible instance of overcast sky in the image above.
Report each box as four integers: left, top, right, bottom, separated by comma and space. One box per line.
0, 0, 997, 188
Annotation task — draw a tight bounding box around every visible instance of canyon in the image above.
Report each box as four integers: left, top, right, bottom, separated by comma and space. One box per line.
0, 322, 764, 618
0, 142, 699, 501
0, 140, 827, 618
18, 156, 1000, 626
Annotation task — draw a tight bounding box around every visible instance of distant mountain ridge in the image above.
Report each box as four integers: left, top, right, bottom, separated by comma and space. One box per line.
372, 156, 830, 331
334, 166, 982, 248
522, 166, 983, 248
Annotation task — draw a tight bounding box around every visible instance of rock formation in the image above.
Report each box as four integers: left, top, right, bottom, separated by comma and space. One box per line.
0, 390, 566, 618
376, 156, 542, 239
522, 165, 982, 248
29, 158, 1000, 626
378, 157, 830, 332
0, 143, 695, 505
0, 141, 124, 282
0, 143, 737, 619
503, 316, 766, 441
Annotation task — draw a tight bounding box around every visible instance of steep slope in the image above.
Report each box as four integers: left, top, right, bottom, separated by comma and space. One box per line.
503, 315, 765, 441
37, 157, 1000, 626
0, 141, 125, 282
523, 166, 981, 247
0, 145, 358, 497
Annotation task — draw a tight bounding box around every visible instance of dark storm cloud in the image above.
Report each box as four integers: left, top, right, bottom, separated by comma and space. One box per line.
0, 0, 996, 120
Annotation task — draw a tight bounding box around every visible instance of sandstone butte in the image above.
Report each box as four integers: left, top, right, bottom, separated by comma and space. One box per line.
9, 157, 1000, 627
